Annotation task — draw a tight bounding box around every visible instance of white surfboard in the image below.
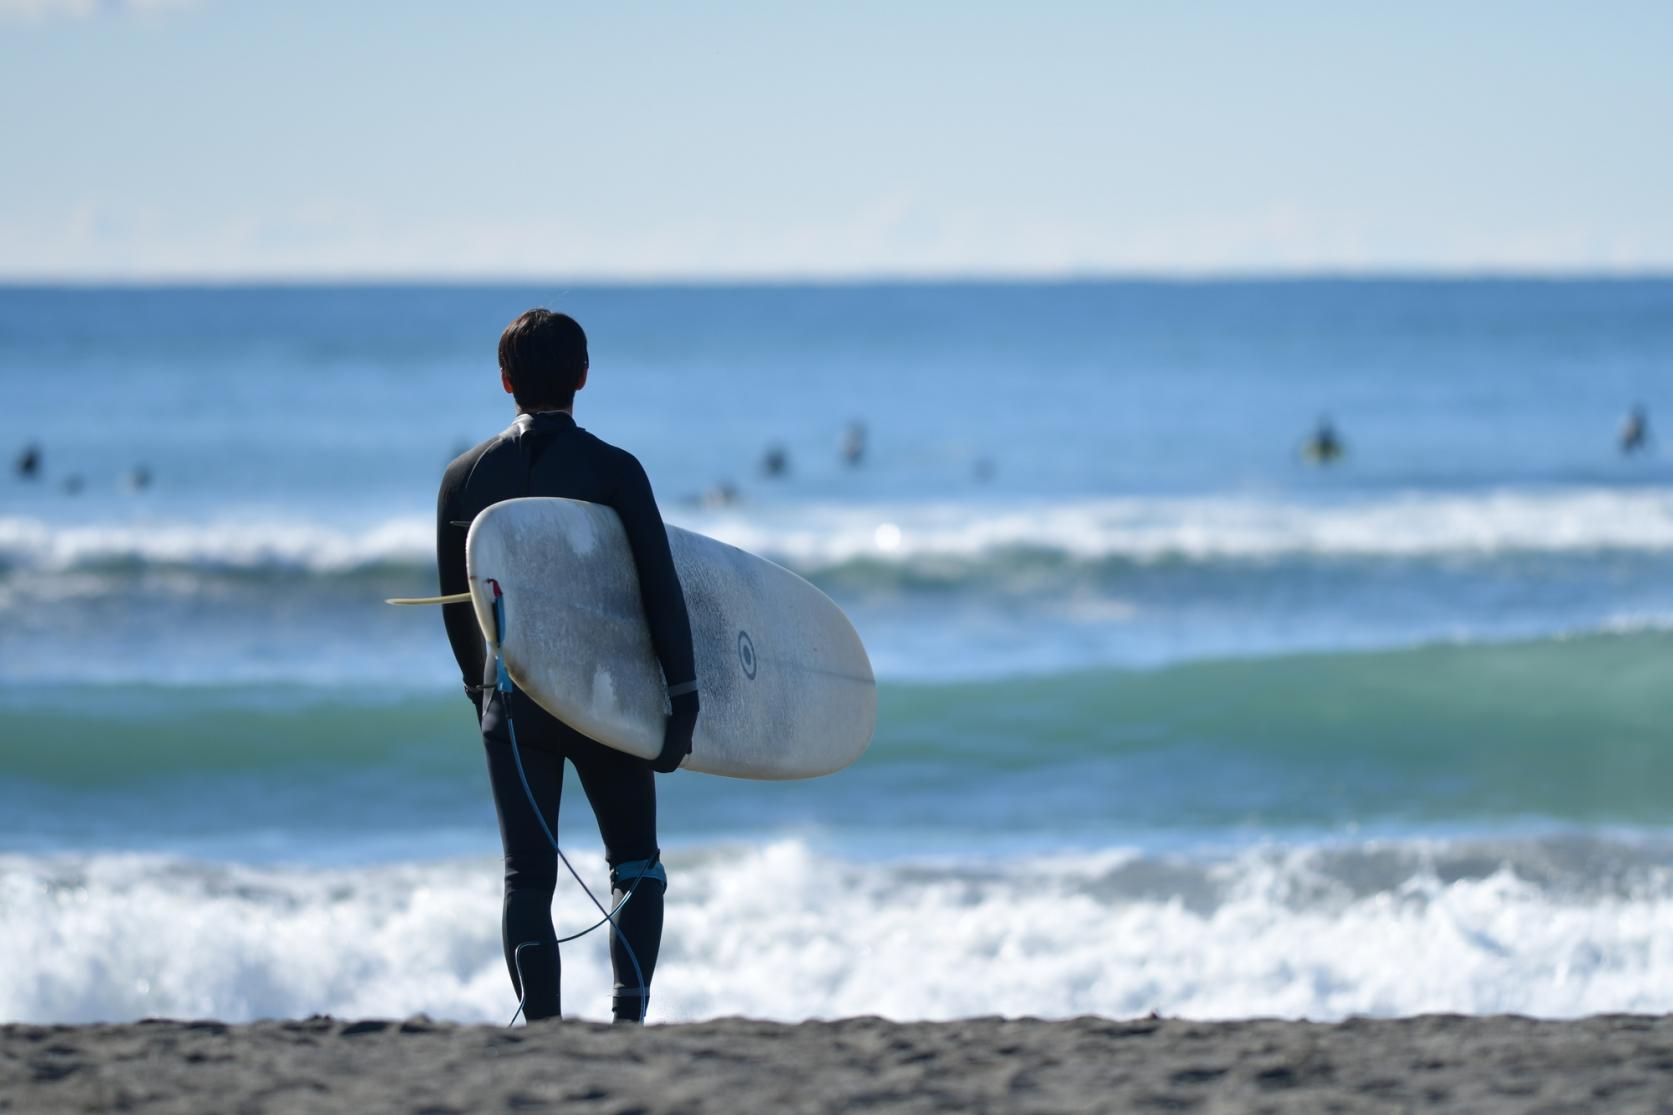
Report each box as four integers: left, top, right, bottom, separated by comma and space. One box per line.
460, 497, 875, 780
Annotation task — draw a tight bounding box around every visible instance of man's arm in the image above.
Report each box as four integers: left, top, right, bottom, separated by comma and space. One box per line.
437, 455, 487, 709
612, 449, 699, 771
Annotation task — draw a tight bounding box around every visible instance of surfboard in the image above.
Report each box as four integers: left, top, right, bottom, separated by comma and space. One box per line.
456, 497, 875, 780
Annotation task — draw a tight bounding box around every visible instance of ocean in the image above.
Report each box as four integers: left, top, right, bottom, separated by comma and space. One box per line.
3, 279, 1673, 1024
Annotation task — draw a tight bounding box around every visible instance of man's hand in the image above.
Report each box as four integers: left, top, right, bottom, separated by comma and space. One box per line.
652, 690, 699, 773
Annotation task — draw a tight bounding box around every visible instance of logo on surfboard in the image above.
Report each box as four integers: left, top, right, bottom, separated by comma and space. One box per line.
737, 630, 757, 679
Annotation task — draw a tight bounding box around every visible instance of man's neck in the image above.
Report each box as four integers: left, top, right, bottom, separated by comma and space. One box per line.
518, 406, 573, 417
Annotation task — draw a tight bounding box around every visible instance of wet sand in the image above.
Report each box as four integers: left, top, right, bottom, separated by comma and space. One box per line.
6, 1013, 1673, 1113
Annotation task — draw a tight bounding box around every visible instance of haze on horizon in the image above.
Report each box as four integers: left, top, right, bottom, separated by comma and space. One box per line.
2, 0, 1669, 281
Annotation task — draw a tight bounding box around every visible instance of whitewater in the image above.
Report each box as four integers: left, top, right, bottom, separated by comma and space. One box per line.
10, 836, 1673, 1025
11, 485, 1673, 574
7, 486, 1673, 685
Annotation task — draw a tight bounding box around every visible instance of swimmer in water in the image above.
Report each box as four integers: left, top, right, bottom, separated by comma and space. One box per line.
840, 420, 866, 468
15, 443, 41, 479
1302, 416, 1345, 466
1620, 403, 1652, 456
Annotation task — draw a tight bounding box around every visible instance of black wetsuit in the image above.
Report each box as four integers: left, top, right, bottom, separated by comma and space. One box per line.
437, 410, 698, 1022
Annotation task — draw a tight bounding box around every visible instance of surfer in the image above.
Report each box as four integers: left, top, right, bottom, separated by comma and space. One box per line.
695, 479, 740, 508
14, 442, 41, 480
1620, 403, 1651, 456
840, 420, 866, 467
1302, 416, 1345, 466
760, 443, 790, 478
435, 309, 698, 1024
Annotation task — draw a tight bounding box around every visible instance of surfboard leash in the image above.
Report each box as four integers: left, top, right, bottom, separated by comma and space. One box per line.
487, 578, 655, 1027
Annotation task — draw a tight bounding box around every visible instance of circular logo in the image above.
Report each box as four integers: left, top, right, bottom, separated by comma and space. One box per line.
737, 630, 757, 679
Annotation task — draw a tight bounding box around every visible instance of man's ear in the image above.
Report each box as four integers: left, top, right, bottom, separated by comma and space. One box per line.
501, 369, 515, 396
575, 365, 589, 392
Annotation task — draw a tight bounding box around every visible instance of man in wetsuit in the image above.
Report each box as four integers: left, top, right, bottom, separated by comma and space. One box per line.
436, 309, 699, 1023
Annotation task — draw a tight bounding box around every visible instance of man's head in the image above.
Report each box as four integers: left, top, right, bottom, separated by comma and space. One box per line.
499, 309, 589, 412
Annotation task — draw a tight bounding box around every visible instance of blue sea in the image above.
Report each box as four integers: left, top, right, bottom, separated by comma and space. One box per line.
4, 279, 1673, 1024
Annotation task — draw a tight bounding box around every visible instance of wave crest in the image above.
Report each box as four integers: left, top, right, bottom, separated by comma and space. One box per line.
7, 486, 1673, 579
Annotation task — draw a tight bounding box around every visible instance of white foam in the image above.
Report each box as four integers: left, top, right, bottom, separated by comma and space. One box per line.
688, 487, 1673, 567
8, 487, 1673, 577
6, 839, 1673, 1025
0, 515, 433, 574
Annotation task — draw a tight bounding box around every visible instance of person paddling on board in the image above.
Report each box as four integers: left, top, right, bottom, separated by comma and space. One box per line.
436, 309, 698, 1024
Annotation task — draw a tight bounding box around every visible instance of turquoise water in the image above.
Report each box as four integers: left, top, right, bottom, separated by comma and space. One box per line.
3, 280, 1673, 1023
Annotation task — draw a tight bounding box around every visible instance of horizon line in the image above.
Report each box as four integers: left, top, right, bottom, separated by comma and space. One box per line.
3, 267, 1673, 289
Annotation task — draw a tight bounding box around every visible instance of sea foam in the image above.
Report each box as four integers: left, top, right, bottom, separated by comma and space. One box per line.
7, 486, 1673, 578
6, 837, 1673, 1026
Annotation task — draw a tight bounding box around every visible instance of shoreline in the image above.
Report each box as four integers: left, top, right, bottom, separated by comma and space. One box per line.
7, 1013, 1673, 1113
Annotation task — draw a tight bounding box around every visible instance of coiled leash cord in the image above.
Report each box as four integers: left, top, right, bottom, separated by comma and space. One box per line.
488, 580, 653, 1027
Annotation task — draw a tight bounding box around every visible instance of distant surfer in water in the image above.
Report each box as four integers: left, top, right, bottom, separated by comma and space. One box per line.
1620, 403, 1651, 456
15, 442, 41, 479
840, 420, 866, 467
760, 442, 790, 478
1302, 415, 1345, 466
436, 309, 698, 1024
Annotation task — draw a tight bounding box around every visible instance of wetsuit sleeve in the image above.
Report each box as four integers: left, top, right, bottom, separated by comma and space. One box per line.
437, 456, 486, 706
612, 451, 697, 692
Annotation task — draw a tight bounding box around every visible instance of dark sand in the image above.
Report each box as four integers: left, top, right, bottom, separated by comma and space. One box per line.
6, 1014, 1673, 1113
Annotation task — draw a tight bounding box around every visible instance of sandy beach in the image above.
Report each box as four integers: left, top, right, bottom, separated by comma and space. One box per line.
6, 1013, 1673, 1113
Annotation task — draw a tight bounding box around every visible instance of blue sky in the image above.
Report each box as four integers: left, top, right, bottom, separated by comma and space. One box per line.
2, 0, 1669, 279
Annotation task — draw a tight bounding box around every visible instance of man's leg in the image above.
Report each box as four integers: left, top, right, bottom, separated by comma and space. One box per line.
570, 741, 664, 1023
480, 690, 565, 1020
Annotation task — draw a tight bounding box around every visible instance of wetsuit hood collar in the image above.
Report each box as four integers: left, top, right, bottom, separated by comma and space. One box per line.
508, 410, 576, 436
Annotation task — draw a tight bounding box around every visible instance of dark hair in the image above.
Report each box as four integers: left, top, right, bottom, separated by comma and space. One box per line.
498, 309, 588, 411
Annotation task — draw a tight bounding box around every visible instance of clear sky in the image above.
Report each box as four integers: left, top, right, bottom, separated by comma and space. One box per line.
2, 0, 1670, 279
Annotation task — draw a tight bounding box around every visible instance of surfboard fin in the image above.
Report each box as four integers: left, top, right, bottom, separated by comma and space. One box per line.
385, 592, 474, 606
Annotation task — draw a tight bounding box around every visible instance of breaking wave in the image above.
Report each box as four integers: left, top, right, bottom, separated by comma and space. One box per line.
7, 835, 1673, 1024
8, 486, 1673, 580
